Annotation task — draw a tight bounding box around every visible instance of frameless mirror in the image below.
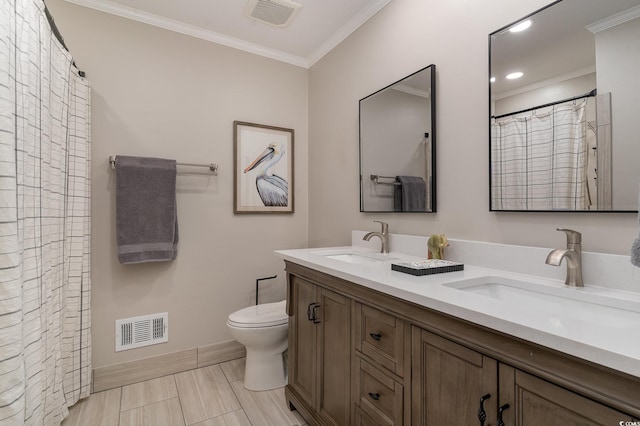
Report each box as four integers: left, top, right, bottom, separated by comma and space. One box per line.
360, 65, 436, 213
489, 0, 640, 211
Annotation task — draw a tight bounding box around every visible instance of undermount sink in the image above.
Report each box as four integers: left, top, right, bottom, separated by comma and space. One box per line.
323, 252, 398, 264
445, 276, 640, 329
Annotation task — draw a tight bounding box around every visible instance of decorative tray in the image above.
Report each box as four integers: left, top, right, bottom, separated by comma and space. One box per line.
391, 259, 464, 276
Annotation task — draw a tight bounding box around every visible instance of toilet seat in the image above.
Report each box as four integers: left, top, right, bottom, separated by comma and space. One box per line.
227, 300, 287, 328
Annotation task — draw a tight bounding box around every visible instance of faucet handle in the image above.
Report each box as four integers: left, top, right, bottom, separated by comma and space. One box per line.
373, 220, 388, 234
557, 228, 581, 245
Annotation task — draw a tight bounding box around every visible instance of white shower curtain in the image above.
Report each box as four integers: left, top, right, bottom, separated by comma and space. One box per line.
0, 0, 92, 424
491, 98, 588, 210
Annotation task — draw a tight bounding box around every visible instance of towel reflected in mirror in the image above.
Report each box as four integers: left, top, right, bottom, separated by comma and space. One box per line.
394, 176, 426, 212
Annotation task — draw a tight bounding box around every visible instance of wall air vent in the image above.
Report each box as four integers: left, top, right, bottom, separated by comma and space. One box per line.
244, 0, 302, 28
115, 312, 168, 352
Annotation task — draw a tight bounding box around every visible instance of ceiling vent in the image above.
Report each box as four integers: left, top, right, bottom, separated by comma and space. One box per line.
244, 0, 302, 28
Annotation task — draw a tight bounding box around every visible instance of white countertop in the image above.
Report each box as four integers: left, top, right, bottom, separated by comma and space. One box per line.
275, 246, 640, 379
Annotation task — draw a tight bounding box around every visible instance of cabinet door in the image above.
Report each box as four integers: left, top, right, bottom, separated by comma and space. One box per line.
499, 364, 635, 425
288, 276, 318, 411
411, 327, 498, 426
317, 288, 351, 426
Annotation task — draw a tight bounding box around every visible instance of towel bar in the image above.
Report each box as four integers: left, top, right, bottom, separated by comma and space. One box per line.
109, 155, 218, 175
370, 174, 401, 186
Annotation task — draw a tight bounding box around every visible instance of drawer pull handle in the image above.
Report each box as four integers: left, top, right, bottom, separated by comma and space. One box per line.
312, 304, 321, 324
368, 392, 380, 401
306, 303, 321, 323
498, 403, 510, 426
477, 393, 491, 426
306, 303, 315, 321
369, 332, 382, 341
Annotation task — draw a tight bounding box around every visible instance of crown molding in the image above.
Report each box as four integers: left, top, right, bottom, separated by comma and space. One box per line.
63, 0, 391, 69
586, 4, 640, 34
306, 0, 391, 67
392, 84, 430, 98
63, 0, 309, 67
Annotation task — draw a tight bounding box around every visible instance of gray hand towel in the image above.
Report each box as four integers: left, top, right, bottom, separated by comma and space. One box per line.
394, 176, 426, 212
632, 184, 640, 267
116, 156, 178, 264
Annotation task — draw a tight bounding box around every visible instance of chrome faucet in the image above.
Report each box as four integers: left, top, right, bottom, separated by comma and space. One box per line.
545, 228, 583, 287
363, 220, 389, 254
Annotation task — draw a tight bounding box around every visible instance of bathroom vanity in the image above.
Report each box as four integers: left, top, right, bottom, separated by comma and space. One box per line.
276, 242, 640, 425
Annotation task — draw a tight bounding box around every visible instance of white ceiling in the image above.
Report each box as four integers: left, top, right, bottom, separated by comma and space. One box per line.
63, 0, 391, 68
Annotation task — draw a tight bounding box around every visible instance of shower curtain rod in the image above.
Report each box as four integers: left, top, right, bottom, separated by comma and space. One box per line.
491, 89, 596, 120
44, 3, 86, 77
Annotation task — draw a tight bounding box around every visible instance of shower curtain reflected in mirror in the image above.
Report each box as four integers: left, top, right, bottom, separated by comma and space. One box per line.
0, 0, 92, 424
491, 98, 595, 211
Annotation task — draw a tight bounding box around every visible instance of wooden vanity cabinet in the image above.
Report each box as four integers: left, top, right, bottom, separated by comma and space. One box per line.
411, 328, 498, 425
287, 274, 350, 426
284, 261, 640, 426
498, 365, 635, 426
411, 328, 635, 426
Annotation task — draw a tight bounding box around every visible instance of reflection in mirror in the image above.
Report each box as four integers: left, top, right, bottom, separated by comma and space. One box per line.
360, 65, 436, 213
489, 0, 640, 211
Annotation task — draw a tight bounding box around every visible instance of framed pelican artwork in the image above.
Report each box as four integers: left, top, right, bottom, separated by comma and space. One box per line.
234, 121, 294, 214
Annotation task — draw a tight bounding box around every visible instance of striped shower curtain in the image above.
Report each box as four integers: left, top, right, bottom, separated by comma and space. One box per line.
491, 98, 588, 210
0, 0, 92, 424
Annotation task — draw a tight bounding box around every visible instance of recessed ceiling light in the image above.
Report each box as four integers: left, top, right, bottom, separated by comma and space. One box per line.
490, 77, 496, 83
509, 19, 532, 33
506, 72, 523, 80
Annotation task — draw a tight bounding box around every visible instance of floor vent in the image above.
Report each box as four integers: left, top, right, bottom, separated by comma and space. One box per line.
115, 312, 168, 352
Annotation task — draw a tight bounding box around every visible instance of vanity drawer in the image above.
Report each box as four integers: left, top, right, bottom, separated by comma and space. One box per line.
355, 303, 405, 377
353, 356, 403, 426
354, 405, 379, 426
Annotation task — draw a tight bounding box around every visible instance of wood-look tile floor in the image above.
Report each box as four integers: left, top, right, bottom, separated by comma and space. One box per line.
62, 358, 306, 426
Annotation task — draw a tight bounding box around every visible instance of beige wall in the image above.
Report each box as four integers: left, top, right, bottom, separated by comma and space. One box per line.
48, 0, 639, 370
308, 0, 637, 254
47, 0, 308, 368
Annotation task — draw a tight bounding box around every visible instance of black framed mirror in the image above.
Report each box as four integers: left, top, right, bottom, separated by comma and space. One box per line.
359, 65, 436, 213
489, 0, 639, 212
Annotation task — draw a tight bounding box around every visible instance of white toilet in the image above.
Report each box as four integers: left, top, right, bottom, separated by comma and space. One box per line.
226, 300, 288, 391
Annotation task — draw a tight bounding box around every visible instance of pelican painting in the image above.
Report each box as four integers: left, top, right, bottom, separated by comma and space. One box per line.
244, 143, 288, 207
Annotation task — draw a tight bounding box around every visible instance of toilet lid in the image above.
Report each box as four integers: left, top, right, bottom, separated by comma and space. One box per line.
227, 300, 288, 328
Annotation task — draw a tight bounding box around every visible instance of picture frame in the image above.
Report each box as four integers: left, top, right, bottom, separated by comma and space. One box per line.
234, 121, 294, 214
